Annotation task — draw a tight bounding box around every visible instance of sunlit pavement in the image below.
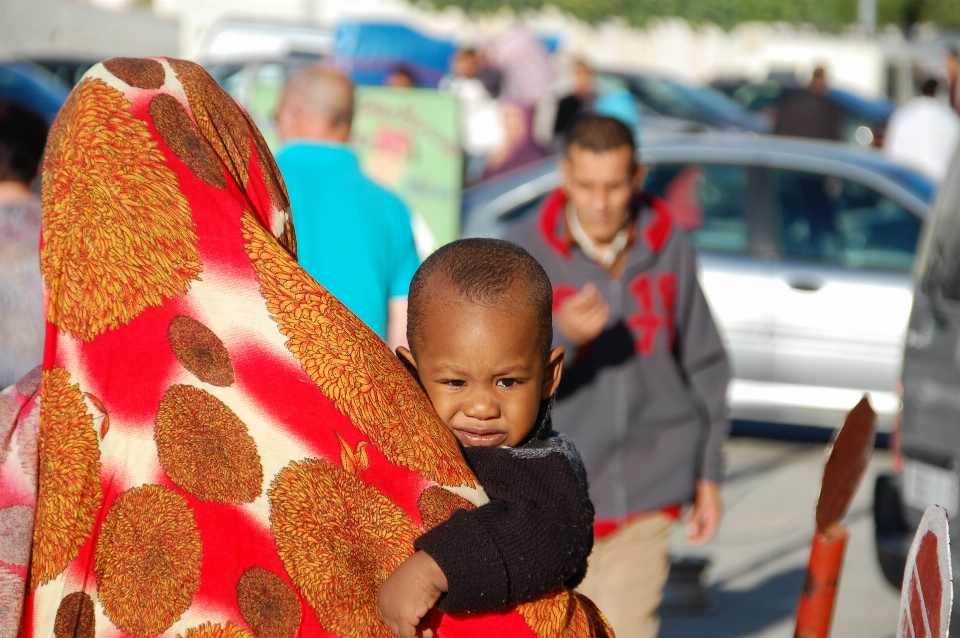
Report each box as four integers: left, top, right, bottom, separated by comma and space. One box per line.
660, 436, 901, 638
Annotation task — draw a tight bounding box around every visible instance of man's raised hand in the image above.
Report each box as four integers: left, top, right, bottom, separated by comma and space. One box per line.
555, 282, 611, 346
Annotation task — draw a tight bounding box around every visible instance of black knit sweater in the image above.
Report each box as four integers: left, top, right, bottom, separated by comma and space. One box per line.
414, 400, 595, 614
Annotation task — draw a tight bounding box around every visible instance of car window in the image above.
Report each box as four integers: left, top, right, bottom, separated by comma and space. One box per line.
501, 195, 547, 224
773, 169, 921, 271
644, 163, 749, 254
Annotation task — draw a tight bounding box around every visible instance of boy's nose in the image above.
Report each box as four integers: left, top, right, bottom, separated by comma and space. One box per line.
463, 391, 499, 420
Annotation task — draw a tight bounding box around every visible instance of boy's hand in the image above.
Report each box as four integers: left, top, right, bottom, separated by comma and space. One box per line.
555, 282, 610, 346
378, 550, 448, 638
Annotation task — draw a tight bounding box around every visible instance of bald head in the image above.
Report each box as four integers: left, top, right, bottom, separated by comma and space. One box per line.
277, 65, 354, 143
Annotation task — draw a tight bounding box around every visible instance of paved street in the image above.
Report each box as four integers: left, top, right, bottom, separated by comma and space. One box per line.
660, 435, 902, 638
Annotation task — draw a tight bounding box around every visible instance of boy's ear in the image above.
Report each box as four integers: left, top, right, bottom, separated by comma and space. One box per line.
395, 346, 419, 380
541, 346, 564, 399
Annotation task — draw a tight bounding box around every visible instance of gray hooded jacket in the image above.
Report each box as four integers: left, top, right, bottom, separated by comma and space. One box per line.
505, 188, 731, 518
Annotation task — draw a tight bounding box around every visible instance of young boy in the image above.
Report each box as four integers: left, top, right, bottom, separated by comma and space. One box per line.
377, 238, 595, 638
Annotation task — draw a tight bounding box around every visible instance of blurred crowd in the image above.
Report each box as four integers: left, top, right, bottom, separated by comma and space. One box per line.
373, 32, 960, 188
883, 46, 960, 182
388, 29, 641, 185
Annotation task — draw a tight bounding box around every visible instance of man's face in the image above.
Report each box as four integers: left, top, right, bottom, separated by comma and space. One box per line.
561, 144, 641, 246
400, 286, 562, 448
454, 53, 478, 79
574, 64, 594, 95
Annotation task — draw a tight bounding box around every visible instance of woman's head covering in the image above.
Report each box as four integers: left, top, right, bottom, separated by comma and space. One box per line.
8, 58, 611, 638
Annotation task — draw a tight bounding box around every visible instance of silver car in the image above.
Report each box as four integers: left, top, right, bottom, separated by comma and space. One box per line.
462, 133, 935, 431
874, 142, 960, 605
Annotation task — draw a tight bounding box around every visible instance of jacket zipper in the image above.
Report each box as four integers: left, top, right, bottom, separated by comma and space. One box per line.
608, 277, 630, 521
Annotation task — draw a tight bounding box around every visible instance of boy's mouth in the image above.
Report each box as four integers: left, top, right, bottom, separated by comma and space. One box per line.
453, 428, 507, 447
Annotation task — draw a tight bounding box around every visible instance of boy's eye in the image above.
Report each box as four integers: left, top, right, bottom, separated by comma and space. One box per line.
497, 378, 522, 388
443, 379, 467, 388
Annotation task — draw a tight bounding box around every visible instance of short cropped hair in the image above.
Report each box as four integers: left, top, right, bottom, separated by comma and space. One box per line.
0, 101, 48, 184
566, 114, 636, 159
407, 238, 553, 358
284, 65, 354, 127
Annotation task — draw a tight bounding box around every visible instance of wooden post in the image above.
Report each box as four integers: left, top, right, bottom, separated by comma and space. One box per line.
793, 396, 876, 638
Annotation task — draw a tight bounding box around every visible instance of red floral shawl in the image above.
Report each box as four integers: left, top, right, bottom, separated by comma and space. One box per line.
7, 58, 612, 638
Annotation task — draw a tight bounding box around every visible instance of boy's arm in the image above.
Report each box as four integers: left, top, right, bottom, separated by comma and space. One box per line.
413, 438, 594, 614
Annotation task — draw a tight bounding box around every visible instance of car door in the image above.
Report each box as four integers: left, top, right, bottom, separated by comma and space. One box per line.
902, 151, 960, 489
769, 168, 922, 426
644, 162, 775, 385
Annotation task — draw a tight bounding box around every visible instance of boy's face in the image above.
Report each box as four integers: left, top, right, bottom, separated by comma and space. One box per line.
398, 286, 564, 448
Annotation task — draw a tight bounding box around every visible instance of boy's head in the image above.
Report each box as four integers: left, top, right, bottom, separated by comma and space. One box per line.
400, 239, 563, 448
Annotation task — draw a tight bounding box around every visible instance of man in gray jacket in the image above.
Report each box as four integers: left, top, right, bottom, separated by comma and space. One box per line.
505, 115, 730, 638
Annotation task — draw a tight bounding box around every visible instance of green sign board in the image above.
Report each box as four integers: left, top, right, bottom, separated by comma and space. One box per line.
352, 87, 462, 255
220, 67, 462, 256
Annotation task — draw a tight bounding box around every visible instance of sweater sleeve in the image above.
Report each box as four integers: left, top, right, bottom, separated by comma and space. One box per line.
673, 232, 732, 483
414, 439, 594, 614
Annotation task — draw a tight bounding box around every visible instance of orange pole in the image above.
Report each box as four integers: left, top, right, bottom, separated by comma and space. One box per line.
794, 525, 850, 638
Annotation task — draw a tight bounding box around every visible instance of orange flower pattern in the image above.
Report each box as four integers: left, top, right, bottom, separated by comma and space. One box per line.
240, 212, 475, 488
518, 589, 614, 638
31, 367, 102, 590
150, 93, 227, 189
269, 458, 419, 638
236, 566, 302, 638
54, 592, 96, 638
177, 622, 254, 638
21, 57, 605, 638
168, 59, 252, 187
94, 484, 203, 638
167, 315, 236, 386
41, 78, 202, 342
155, 384, 263, 503
417, 486, 476, 531
102, 57, 165, 89
242, 108, 295, 257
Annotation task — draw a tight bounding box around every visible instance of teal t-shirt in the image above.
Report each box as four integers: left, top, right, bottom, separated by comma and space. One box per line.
276, 142, 420, 339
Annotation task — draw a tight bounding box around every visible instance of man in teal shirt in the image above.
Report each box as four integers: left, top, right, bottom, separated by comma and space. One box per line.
275, 65, 420, 347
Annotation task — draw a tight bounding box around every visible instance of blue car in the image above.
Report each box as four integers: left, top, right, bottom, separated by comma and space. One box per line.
0, 60, 70, 124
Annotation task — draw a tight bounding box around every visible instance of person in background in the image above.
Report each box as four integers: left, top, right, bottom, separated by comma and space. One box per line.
0, 101, 47, 389
439, 47, 504, 173
506, 115, 729, 638
773, 66, 843, 141
884, 78, 960, 183
476, 49, 503, 99
275, 65, 420, 349
946, 47, 960, 116
386, 65, 417, 89
554, 60, 597, 141
482, 100, 545, 180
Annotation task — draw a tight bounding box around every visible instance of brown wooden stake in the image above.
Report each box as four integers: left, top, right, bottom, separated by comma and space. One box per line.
793, 396, 877, 638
